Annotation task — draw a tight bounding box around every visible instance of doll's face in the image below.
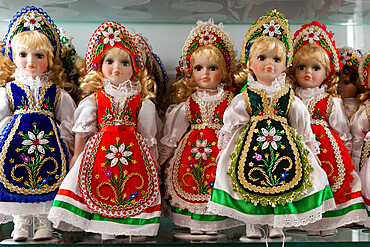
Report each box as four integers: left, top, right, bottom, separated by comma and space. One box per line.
338, 68, 358, 99
14, 47, 48, 79
101, 50, 133, 86
192, 53, 223, 90
250, 49, 285, 86
294, 58, 327, 89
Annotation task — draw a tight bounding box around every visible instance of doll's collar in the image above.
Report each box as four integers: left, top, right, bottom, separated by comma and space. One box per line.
103, 78, 141, 94
247, 72, 285, 95
14, 69, 52, 86
196, 83, 225, 103
295, 84, 327, 99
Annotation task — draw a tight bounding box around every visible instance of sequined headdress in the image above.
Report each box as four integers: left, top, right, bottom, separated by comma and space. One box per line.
85, 21, 143, 75
133, 34, 154, 74
293, 21, 342, 81
179, 18, 236, 74
359, 51, 370, 89
338, 47, 361, 72
2, 6, 61, 61
241, 10, 293, 67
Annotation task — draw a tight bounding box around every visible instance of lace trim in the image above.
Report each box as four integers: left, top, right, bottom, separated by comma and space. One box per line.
208, 196, 336, 228
14, 69, 52, 87
0, 201, 53, 216
195, 84, 225, 103
247, 73, 285, 96
103, 78, 141, 99
295, 85, 327, 105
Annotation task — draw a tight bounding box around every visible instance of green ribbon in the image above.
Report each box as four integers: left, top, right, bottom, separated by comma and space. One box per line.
171, 206, 227, 221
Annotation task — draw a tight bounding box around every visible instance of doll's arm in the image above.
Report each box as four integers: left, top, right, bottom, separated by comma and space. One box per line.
350, 104, 369, 169
329, 97, 352, 151
289, 96, 320, 155
0, 87, 12, 132
137, 99, 160, 162
55, 89, 77, 153
69, 135, 87, 170
158, 102, 188, 165
218, 93, 250, 150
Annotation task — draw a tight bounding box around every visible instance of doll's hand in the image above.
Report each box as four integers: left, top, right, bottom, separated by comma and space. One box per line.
69, 154, 79, 170
158, 145, 174, 165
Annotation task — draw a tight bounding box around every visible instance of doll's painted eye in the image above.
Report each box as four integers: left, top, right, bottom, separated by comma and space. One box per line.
194, 65, 202, 71
298, 65, 305, 70
273, 57, 281, 63
106, 59, 113, 65
36, 54, 44, 59
257, 55, 265, 61
210, 66, 218, 71
122, 60, 130, 66
19, 52, 27, 58
313, 66, 320, 71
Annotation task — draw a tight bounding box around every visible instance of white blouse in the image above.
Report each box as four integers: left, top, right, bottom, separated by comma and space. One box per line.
0, 70, 75, 148
73, 79, 159, 159
343, 97, 357, 120
296, 85, 352, 151
220, 73, 317, 152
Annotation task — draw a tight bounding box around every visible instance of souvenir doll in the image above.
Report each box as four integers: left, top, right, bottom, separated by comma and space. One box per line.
292, 21, 367, 236
159, 18, 242, 237
0, 6, 75, 241
48, 21, 161, 240
207, 10, 335, 240
349, 51, 370, 228
338, 47, 361, 121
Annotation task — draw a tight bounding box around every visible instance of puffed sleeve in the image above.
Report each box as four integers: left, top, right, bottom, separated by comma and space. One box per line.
137, 99, 159, 160
329, 97, 352, 151
55, 89, 76, 148
350, 104, 369, 168
72, 94, 97, 138
218, 93, 250, 149
0, 87, 12, 132
160, 102, 189, 148
289, 96, 320, 154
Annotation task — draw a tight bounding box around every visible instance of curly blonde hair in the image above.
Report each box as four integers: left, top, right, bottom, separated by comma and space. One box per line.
233, 36, 291, 87
292, 44, 339, 96
170, 45, 230, 104
80, 47, 156, 99
0, 31, 73, 92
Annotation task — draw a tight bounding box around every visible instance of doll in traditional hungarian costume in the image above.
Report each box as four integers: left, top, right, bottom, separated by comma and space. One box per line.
292, 21, 367, 236
207, 10, 335, 241
47, 21, 161, 240
348, 51, 370, 228
159, 19, 242, 236
0, 6, 75, 241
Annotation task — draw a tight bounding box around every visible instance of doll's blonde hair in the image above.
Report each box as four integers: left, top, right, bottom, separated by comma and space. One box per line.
170, 45, 230, 104
233, 36, 290, 86
0, 31, 73, 92
80, 47, 156, 99
292, 44, 339, 96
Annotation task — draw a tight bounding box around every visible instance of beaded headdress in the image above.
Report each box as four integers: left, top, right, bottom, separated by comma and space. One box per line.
59, 27, 79, 83
293, 21, 342, 81
2, 6, 61, 61
85, 21, 143, 75
359, 51, 370, 89
338, 47, 361, 72
241, 10, 293, 67
132, 34, 154, 74
152, 53, 168, 94
179, 18, 236, 74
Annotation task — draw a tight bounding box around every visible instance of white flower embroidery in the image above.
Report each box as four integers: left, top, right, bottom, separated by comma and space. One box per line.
256, 127, 282, 150
302, 27, 321, 44
22, 131, 49, 154
102, 27, 121, 46
199, 31, 214, 45
191, 139, 212, 160
23, 12, 42, 31
262, 20, 281, 37
105, 143, 132, 167
341, 54, 350, 63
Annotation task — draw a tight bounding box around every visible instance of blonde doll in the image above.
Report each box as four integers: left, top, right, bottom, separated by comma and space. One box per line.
0, 6, 75, 241
207, 10, 335, 241
292, 21, 367, 236
47, 21, 161, 240
159, 19, 242, 238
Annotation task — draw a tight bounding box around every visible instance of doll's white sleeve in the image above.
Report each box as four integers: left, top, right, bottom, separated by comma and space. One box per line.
329, 97, 352, 151
0, 87, 12, 132
72, 94, 97, 138
160, 102, 189, 148
289, 96, 320, 154
350, 104, 369, 168
137, 99, 159, 160
55, 89, 76, 148
219, 93, 250, 150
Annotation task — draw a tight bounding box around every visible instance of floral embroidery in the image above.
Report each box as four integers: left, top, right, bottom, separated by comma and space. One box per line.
42, 97, 52, 111
312, 109, 324, 120
102, 108, 113, 122
102, 27, 121, 46
21, 127, 49, 154
104, 137, 133, 167
199, 31, 215, 45
185, 160, 215, 195
23, 12, 41, 31
18, 96, 29, 110
124, 109, 134, 121
256, 126, 282, 150
191, 137, 212, 160
254, 104, 264, 116
262, 20, 281, 37
302, 26, 321, 44
214, 112, 223, 124
273, 104, 284, 116
192, 113, 202, 124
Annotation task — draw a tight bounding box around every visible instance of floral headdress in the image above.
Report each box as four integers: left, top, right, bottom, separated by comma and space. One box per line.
293, 21, 342, 81
132, 34, 154, 74
241, 10, 293, 67
359, 51, 370, 89
2, 6, 61, 61
179, 18, 236, 74
85, 21, 143, 75
59, 27, 79, 82
338, 47, 361, 71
